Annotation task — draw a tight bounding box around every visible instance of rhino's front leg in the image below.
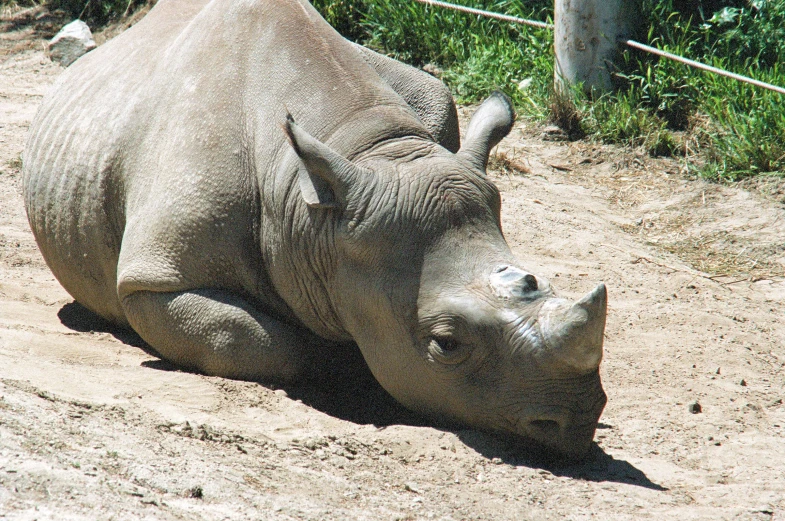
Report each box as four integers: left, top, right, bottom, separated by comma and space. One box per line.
121, 289, 322, 382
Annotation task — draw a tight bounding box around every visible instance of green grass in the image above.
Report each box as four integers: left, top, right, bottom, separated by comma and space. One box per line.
3, 0, 782, 180
313, 0, 785, 181
315, 0, 554, 112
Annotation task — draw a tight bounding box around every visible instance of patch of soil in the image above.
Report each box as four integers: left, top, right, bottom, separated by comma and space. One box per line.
1, 10, 784, 521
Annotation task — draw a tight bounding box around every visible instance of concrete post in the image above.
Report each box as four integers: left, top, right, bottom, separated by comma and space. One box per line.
554, 0, 639, 95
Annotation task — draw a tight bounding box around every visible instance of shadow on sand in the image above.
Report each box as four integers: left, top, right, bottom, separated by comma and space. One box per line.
454, 428, 668, 491
57, 301, 421, 426
58, 300, 666, 491
58, 301, 150, 351
0, 6, 68, 39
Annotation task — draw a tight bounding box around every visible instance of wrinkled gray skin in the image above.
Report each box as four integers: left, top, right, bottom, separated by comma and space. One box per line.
23, 0, 607, 457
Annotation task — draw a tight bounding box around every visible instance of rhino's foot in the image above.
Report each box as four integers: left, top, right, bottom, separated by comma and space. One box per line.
121, 288, 324, 383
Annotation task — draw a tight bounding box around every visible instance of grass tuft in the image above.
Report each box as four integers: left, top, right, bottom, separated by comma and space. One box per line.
548, 86, 584, 140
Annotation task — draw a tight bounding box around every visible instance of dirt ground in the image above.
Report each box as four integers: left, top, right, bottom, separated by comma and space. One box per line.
1, 7, 784, 521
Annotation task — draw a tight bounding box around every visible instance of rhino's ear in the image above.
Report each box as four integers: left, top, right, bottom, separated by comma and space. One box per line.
283, 114, 369, 209
457, 91, 515, 172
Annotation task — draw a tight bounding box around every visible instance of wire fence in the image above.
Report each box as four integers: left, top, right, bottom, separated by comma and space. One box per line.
412, 0, 785, 96
619, 39, 785, 96
413, 0, 552, 30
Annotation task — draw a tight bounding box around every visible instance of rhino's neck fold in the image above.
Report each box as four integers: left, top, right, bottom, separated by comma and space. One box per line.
260, 106, 433, 343
319, 104, 434, 161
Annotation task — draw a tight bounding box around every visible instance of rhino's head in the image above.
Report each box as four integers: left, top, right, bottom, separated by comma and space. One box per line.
284, 93, 607, 459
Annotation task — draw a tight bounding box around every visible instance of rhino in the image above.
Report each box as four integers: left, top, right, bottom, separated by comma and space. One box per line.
23, 0, 608, 457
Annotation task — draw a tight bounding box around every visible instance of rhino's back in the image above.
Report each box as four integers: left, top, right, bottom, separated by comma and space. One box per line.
23, 0, 422, 325
22, 0, 216, 323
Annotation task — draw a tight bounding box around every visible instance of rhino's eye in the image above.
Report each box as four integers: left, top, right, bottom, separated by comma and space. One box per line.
428, 335, 470, 365
436, 336, 459, 352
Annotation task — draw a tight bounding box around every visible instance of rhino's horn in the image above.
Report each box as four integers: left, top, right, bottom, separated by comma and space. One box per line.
457, 91, 515, 171
540, 283, 607, 372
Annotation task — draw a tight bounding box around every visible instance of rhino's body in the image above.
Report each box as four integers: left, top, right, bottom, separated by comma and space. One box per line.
24, 0, 608, 457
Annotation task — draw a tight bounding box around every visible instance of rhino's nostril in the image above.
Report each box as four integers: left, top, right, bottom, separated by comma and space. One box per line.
527, 419, 561, 439
523, 274, 538, 292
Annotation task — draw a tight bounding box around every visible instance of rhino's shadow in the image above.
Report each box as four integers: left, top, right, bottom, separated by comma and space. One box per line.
264, 337, 431, 428
453, 428, 668, 491
58, 301, 666, 490
58, 301, 150, 350
56, 300, 426, 427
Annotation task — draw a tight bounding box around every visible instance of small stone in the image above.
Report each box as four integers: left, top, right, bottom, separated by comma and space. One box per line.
716, 367, 721, 375
274, 389, 287, 397
302, 437, 327, 450
517, 78, 533, 90
688, 401, 702, 414
404, 482, 421, 494
739, 379, 747, 386
491, 457, 503, 465
48, 20, 96, 67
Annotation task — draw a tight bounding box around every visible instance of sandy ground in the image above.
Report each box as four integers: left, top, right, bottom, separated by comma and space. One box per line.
1, 7, 784, 521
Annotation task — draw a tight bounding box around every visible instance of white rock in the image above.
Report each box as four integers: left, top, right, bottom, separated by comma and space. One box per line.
517, 78, 533, 90
48, 20, 97, 67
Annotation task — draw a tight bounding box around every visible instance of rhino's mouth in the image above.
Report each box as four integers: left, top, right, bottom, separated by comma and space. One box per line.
496, 412, 603, 460
495, 374, 607, 460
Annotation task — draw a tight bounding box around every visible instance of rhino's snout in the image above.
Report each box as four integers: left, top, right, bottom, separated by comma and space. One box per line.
492, 279, 608, 458
522, 399, 607, 458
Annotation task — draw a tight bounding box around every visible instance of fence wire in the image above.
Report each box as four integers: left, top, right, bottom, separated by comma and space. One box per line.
412, 0, 553, 30
620, 39, 785, 96
412, 0, 785, 95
